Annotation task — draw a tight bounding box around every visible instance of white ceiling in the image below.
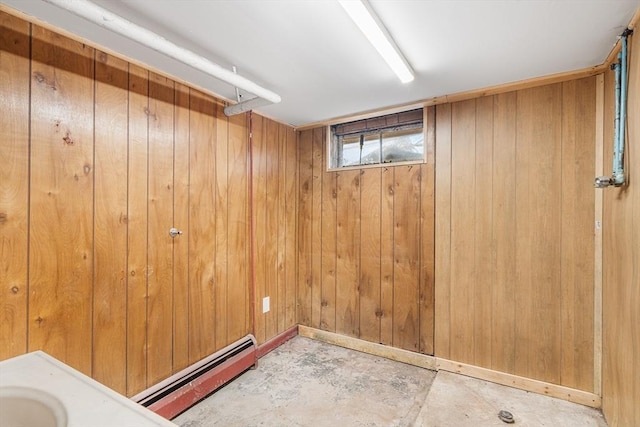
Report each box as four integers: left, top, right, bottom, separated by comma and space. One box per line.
3, 0, 639, 127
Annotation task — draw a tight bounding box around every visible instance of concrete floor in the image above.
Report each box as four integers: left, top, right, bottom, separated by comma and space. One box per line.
174, 336, 607, 427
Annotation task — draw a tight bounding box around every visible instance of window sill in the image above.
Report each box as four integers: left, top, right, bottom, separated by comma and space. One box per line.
327, 158, 426, 173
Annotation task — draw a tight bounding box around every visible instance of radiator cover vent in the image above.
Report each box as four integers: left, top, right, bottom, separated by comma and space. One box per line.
132, 334, 257, 419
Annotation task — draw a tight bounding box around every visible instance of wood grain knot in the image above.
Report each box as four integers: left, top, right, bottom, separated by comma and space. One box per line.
63, 131, 74, 145
321, 300, 328, 307
35, 316, 44, 325
33, 71, 56, 90
143, 107, 158, 120
11, 286, 19, 294
33, 71, 45, 83
375, 309, 384, 318
0, 212, 7, 223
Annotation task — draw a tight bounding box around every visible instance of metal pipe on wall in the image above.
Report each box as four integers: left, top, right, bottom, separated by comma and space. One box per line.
595, 29, 633, 188
43, 0, 281, 115
613, 33, 631, 186
612, 57, 622, 183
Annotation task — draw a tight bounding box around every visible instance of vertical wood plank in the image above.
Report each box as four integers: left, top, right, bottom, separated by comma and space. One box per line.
419, 162, 435, 355
93, 51, 128, 393
0, 12, 30, 360
29, 26, 94, 375
276, 123, 287, 334
264, 118, 279, 341
561, 79, 578, 389
297, 130, 313, 326
419, 107, 436, 355
252, 115, 266, 343
602, 64, 633, 425
491, 91, 517, 374
173, 83, 190, 371
310, 128, 324, 329
474, 96, 494, 367
227, 111, 248, 342
629, 34, 640, 423
147, 72, 175, 385
319, 176, 338, 333
570, 77, 595, 392
434, 103, 452, 358
514, 88, 532, 379
320, 148, 337, 332
126, 63, 149, 395
284, 126, 298, 329
559, 75, 598, 391
335, 169, 361, 337
516, 84, 563, 383
449, 99, 476, 363
380, 167, 394, 346
592, 74, 604, 397
188, 90, 216, 361
359, 168, 381, 343
530, 84, 563, 385
393, 165, 421, 352
214, 102, 229, 348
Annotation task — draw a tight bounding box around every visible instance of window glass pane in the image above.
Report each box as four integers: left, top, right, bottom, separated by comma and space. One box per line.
330, 108, 424, 168
381, 128, 424, 163
360, 134, 380, 165
340, 135, 360, 167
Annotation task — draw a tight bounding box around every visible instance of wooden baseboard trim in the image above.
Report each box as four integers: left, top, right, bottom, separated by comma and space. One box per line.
257, 325, 298, 359
298, 325, 601, 409
298, 325, 437, 370
436, 359, 601, 408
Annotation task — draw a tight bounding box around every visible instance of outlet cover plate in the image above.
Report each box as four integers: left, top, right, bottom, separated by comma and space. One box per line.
262, 296, 270, 313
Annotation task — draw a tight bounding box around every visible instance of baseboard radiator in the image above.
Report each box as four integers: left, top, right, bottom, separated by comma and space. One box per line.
132, 334, 258, 420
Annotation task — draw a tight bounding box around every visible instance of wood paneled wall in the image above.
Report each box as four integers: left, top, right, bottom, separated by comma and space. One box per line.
298, 80, 597, 391
602, 33, 640, 426
297, 108, 435, 354
251, 114, 298, 344
435, 78, 597, 392
0, 11, 300, 397
3, 7, 628, 415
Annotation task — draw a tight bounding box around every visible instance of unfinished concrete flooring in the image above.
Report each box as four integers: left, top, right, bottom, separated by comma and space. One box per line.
174, 337, 607, 427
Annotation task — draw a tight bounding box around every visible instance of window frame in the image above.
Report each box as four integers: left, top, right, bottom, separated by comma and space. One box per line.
326, 108, 426, 171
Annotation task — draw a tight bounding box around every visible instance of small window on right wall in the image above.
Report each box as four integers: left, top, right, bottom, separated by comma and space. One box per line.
329, 108, 424, 169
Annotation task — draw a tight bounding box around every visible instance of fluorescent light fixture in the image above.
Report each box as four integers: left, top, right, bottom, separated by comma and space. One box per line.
339, 0, 414, 83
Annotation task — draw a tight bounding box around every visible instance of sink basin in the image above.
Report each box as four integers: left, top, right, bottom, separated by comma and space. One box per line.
0, 386, 68, 427
0, 351, 176, 426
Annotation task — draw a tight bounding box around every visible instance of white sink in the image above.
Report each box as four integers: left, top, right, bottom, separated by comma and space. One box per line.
0, 386, 67, 427
0, 351, 177, 427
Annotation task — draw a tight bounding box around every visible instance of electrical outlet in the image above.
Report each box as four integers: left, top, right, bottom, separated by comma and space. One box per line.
262, 296, 270, 313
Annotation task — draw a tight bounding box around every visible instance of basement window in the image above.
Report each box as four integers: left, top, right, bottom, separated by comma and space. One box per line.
330, 108, 424, 169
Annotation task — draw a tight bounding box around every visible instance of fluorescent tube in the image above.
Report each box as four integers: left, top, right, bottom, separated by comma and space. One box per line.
339, 0, 414, 83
